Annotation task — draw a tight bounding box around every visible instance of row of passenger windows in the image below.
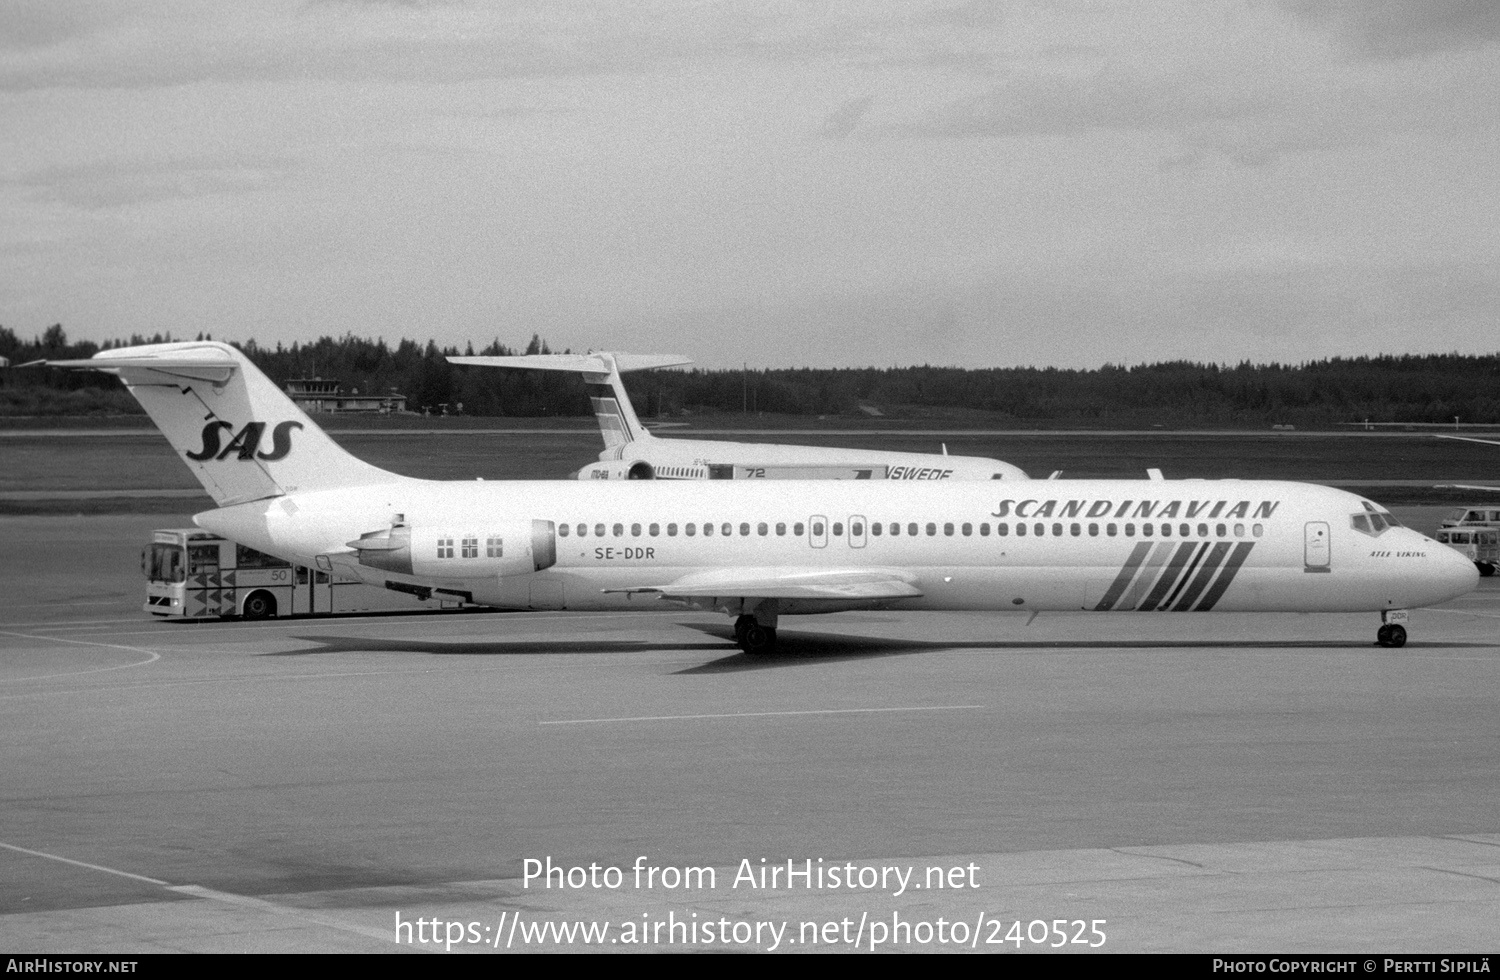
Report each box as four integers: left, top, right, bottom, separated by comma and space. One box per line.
553, 521, 1267, 540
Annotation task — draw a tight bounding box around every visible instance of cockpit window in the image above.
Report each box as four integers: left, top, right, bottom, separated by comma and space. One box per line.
1352, 502, 1400, 537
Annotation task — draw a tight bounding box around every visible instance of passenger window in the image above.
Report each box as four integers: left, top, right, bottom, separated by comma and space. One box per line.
740, 523, 750, 536
926, 523, 937, 536
997, 523, 1007, 536
833, 523, 844, 537
1106, 523, 1116, 537
1234, 523, 1244, 537
851, 522, 863, 536
871, 523, 882, 536
632, 523, 642, 537
812, 522, 824, 536
594, 523, 606, 537
980, 523, 990, 536
908, 523, 918, 536
758, 523, 768, 536
1034, 523, 1044, 536
1016, 523, 1026, 536
776, 523, 786, 536
1052, 523, 1062, 537
1070, 523, 1081, 536
1252, 523, 1263, 537
889, 523, 900, 536
1215, 523, 1226, 537
794, 523, 805, 536
686, 524, 696, 537
1161, 524, 1171, 537
614, 523, 624, 537
943, 523, 954, 536
1089, 523, 1098, 537
721, 523, 732, 536
577, 524, 587, 537
1141, 523, 1151, 537
1180, 523, 1190, 537
650, 523, 660, 536
704, 523, 714, 537
559, 524, 569, 537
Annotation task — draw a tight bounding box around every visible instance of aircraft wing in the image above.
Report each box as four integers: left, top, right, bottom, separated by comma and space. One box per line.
1434, 484, 1500, 492
448, 353, 692, 374
1435, 435, 1500, 448
604, 566, 923, 601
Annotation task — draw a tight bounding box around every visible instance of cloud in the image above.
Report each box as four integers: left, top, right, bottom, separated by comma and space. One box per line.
817, 95, 875, 138
1279, 0, 1500, 59
7, 158, 299, 210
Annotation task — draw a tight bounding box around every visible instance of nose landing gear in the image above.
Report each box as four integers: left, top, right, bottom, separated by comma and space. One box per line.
1376, 609, 1409, 648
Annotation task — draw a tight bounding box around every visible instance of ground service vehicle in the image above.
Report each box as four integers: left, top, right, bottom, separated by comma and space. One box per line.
1440, 506, 1500, 529
1432, 526, 1498, 577
144, 529, 467, 619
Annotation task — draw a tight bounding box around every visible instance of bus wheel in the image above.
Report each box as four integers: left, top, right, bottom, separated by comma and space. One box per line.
242, 591, 277, 620
1479, 562, 1496, 578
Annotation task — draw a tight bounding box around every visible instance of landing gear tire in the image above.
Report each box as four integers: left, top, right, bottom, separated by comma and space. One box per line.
734, 614, 755, 646
242, 591, 277, 621
1376, 623, 1406, 648
739, 624, 777, 656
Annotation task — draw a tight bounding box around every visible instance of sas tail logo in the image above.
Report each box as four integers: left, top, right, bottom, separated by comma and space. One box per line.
186, 421, 302, 462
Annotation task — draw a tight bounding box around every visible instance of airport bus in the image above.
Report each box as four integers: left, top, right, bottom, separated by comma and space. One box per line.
1432, 526, 1498, 577
1440, 506, 1500, 529
144, 529, 469, 619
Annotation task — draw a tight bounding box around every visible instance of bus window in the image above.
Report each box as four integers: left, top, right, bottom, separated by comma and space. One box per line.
188, 544, 219, 575
148, 543, 186, 583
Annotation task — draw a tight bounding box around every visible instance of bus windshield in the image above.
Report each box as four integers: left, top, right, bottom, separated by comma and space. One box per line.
147, 543, 186, 583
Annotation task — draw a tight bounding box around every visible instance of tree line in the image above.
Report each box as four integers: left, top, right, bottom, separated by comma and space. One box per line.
3, 324, 1498, 427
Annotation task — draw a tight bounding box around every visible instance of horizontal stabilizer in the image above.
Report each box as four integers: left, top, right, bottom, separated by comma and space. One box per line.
604, 566, 923, 601
36, 355, 238, 385
1435, 435, 1500, 448
448, 353, 692, 374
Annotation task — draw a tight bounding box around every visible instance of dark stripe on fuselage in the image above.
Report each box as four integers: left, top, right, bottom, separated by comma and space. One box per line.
1118, 542, 1174, 611
1161, 542, 1211, 610
1193, 542, 1255, 611
1172, 541, 1231, 611
1094, 541, 1153, 611
1138, 542, 1198, 611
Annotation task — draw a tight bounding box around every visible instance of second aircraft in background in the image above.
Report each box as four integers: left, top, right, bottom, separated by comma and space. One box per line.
448, 351, 1030, 483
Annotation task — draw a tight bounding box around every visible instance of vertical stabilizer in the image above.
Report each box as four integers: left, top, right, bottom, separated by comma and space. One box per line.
45, 342, 404, 505
446, 351, 691, 454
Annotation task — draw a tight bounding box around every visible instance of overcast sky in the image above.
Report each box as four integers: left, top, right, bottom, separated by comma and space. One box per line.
1, 0, 1496, 369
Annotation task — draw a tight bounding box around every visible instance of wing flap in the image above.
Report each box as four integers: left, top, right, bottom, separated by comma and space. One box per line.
448, 353, 692, 374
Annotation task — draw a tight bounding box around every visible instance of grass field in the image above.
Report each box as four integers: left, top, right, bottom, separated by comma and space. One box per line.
1, 427, 1496, 513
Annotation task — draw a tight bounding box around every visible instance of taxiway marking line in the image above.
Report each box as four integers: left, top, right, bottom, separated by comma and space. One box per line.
0, 839, 170, 886
540, 704, 985, 725
0, 630, 161, 682
0, 839, 400, 947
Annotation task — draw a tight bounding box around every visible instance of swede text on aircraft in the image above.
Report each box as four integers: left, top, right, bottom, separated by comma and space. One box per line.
40, 342, 1477, 653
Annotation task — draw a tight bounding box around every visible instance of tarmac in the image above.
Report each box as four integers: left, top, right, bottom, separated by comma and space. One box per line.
1, 512, 1497, 953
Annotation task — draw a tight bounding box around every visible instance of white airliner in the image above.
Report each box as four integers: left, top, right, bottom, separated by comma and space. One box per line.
1434, 434, 1500, 492
446, 351, 1030, 482
44, 342, 1477, 652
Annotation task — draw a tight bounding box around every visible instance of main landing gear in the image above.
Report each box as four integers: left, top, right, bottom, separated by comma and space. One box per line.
734, 614, 778, 655
1376, 609, 1409, 648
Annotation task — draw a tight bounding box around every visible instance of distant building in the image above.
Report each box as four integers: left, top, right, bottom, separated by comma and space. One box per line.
284, 377, 407, 414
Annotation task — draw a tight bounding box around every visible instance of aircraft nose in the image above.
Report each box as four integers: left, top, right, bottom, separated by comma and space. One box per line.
1431, 535, 1481, 600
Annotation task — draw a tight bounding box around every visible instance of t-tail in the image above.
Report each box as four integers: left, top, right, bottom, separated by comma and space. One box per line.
40, 341, 405, 506
447, 351, 690, 451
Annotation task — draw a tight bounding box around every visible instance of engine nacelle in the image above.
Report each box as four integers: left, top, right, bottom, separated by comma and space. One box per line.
577, 461, 655, 481
347, 520, 556, 578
